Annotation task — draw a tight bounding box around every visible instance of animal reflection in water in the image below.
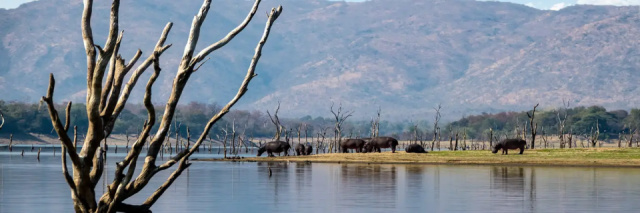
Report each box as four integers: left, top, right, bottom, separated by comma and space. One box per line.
491, 167, 525, 194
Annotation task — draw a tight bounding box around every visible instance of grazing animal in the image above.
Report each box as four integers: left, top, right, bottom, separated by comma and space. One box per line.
492, 139, 526, 155
365, 137, 399, 153
340, 139, 366, 153
405, 144, 428, 153
305, 144, 313, 155
295, 144, 306, 156
257, 141, 291, 157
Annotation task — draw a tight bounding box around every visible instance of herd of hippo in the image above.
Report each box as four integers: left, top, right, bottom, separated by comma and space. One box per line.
256, 137, 527, 157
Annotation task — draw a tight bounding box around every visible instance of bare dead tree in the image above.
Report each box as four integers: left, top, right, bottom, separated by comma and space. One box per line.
431, 104, 441, 151
231, 119, 237, 155
454, 132, 459, 151
370, 107, 381, 138
568, 129, 574, 148
557, 99, 570, 149
618, 132, 623, 148
41, 1, 282, 212
448, 127, 453, 150
589, 121, 600, 148
488, 128, 493, 148
330, 102, 353, 153
221, 125, 229, 158
267, 101, 283, 141
541, 126, 549, 149
462, 130, 467, 151
527, 103, 539, 149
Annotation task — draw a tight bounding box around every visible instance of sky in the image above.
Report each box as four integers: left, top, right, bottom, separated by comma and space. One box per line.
1, 0, 639, 11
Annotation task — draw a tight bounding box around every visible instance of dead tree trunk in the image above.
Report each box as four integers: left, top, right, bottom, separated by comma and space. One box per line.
589, 122, 600, 148
454, 132, 459, 151
431, 104, 441, 151
267, 101, 283, 141
330, 102, 353, 153
628, 129, 637, 147
489, 128, 493, 148
42, 1, 282, 212
370, 107, 381, 138
557, 100, 570, 149
527, 103, 539, 149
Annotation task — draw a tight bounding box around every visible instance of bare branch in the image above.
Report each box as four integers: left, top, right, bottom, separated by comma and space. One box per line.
42, 74, 80, 165
191, 0, 262, 66
143, 158, 191, 207
82, 0, 96, 91
100, 51, 164, 210
100, 30, 123, 111
64, 102, 72, 132
138, 6, 283, 204
90, 147, 105, 187
110, 22, 173, 123
267, 101, 282, 140
61, 146, 89, 213
180, 0, 212, 66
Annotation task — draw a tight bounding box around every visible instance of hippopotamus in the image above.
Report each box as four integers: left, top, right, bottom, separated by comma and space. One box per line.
363, 137, 399, 153
295, 144, 306, 156
362, 142, 371, 153
405, 144, 428, 153
257, 141, 291, 157
304, 144, 313, 155
340, 139, 366, 153
492, 139, 526, 155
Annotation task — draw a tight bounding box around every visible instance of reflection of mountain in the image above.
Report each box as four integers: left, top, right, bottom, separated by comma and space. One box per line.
3, 0, 640, 118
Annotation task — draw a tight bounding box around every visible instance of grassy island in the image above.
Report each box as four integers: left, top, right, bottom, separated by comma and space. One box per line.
196, 148, 640, 167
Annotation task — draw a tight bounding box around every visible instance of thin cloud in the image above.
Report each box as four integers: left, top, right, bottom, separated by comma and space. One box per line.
577, 0, 640, 5
550, 2, 569, 10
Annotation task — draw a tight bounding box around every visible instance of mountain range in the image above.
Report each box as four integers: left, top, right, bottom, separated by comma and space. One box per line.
1, 0, 639, 120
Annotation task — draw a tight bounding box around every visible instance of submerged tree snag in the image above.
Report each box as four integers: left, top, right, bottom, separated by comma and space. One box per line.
527, 103, 539, 149
42, 0, 282, 212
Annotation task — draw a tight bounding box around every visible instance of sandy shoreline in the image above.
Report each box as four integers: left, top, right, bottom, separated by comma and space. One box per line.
194, 149, 640, 168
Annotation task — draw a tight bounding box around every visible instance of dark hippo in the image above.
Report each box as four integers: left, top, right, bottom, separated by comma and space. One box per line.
366, 137, 399, 153
295, 144, 306, 156
340, 139, 366, 153
257, 141, 291, 157
405, 144, 428, 153
304, 144, 313, 155
492, 139, 526, 155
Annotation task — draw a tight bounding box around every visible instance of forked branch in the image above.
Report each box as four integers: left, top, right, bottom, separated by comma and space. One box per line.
42, 74, 80, 166
144, 5, 283, 207
267, 101, 282, 141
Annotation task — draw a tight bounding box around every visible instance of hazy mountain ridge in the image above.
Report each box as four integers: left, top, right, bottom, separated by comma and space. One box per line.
0, 0, 639, 120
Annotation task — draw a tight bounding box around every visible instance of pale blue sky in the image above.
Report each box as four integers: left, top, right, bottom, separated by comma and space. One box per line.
1, 0, 639, 10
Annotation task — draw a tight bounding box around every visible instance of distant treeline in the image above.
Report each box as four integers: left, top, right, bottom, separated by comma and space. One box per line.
446, 106, 640, 140
1, 100, 638, 141
0, 101, 419, 140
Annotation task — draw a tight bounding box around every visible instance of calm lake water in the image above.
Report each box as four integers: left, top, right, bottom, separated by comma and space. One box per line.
2, 149, 640, 212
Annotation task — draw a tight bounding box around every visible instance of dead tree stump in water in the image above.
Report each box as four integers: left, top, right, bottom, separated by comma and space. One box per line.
8, 134, 13, 152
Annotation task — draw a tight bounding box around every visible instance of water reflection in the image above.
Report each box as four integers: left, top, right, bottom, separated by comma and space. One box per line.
3, 153, 640, 213
336, 164, 398, 210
